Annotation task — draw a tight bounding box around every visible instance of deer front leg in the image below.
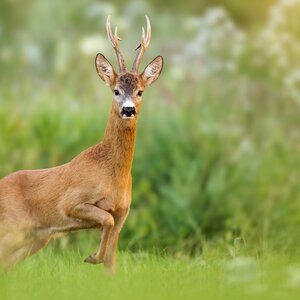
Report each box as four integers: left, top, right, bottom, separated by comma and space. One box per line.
103, 207, 130, 273
67, 203, 114, 265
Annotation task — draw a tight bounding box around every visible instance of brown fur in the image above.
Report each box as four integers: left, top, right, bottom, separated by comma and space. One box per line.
119, 73, 139, 94
0, 54, 163, 272
0, 101, 136, 270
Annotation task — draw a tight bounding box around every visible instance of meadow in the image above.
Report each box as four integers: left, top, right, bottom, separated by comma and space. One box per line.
0, 250, 300, 300
1, 0, 300, 299
1, 249, 300, 300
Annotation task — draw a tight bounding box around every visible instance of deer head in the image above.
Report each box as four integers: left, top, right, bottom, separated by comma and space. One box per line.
95, 16, 163, 120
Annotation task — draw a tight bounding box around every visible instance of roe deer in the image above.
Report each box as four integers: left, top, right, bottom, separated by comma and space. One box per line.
0, 16, 163, 272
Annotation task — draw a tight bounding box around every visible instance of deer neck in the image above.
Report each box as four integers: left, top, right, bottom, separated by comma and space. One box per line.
101, 104, 137, 176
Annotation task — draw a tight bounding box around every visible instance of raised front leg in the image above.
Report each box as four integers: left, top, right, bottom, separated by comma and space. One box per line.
67, 203, 114, 265
103, 207, 130, 273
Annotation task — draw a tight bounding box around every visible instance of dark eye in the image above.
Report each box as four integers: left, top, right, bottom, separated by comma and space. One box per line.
114, 89, 120, 96
137, 90, 143, 97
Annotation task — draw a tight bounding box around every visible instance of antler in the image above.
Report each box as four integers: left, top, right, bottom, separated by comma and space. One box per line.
106, 16, 126, 74
131, 15, 151, 74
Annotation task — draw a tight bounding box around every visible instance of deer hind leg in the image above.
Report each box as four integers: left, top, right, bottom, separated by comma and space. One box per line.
0, 228, 48, 269
66, 203, 114, 265
4, 239, 47, 268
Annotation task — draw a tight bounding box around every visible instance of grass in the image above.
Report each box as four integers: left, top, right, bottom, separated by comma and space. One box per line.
1, 247, 300, 300
1, 0, 300, 253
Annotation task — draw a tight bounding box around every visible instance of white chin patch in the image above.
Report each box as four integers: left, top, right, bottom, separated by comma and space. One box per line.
122, 114, 135, 120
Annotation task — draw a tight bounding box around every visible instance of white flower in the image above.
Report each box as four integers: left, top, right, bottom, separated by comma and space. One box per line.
203, 7, 229, 26
269, 6, 286, 29
23, 43, 43, 65
280, 0, 300, 7
79, 35, 108, 56
226, 256, 259, 284
176, 6, 246, 78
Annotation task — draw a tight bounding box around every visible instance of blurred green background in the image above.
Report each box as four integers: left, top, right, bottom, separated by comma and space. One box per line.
0, 0, 300, 257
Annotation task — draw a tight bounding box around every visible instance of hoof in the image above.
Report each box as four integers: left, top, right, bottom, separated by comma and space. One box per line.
84, 253, 103, 264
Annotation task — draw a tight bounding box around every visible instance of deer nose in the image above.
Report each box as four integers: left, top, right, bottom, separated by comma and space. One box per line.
122, 106, 136, 117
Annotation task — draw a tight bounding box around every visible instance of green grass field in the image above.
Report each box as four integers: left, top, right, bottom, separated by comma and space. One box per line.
1, 1, 300, 299
1, 247, 300, 300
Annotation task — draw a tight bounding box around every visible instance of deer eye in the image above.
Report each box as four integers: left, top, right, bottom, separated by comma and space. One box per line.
114, 89, 120, 96
137, 90, 143, 97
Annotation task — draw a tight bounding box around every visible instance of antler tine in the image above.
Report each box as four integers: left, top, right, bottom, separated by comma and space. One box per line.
144, 15, 151, 47
106, 16, 126, 73
131, 15, 152, 73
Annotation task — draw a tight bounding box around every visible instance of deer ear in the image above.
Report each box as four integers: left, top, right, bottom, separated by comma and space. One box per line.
95, 53, 117, 86
140, 56, 163, 87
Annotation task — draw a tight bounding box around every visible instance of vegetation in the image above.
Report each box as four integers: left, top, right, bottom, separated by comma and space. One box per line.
1, 249, 300, 300
0, 0, 300, 298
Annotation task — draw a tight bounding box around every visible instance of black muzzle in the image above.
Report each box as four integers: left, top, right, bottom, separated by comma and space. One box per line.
121, 106, 136, 117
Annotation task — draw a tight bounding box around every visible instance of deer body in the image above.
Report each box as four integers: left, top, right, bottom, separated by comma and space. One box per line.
0, 16, 163, 272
